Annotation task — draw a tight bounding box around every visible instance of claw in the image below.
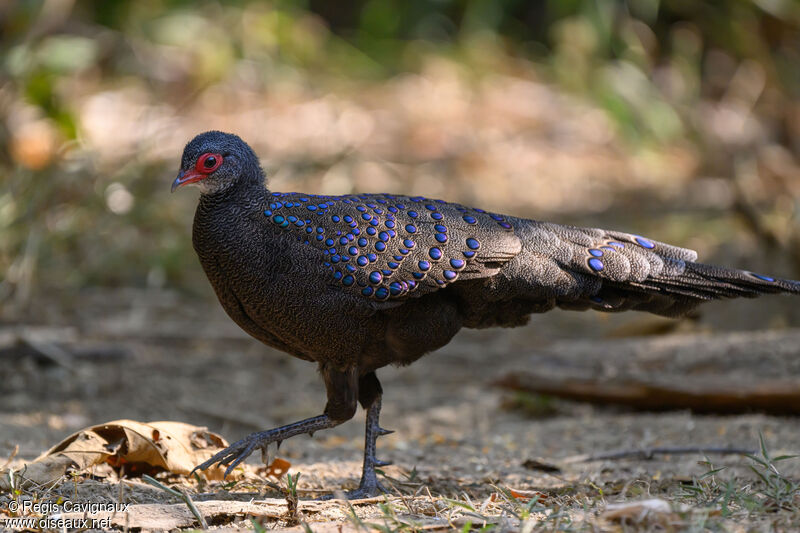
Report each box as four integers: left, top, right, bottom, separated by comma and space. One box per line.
276, 440, 282, 450
377, 427, 394, 436
261, 445, 270, 466
373, 459, 392, 467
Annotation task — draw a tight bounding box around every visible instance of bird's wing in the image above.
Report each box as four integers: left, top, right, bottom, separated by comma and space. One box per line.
263, 192, 521, 301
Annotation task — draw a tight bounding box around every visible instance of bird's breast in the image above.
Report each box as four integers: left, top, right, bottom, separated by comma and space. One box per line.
192, 209, 377, 365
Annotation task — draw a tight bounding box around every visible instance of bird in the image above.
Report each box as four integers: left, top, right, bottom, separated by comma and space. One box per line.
172, 130, 800, 498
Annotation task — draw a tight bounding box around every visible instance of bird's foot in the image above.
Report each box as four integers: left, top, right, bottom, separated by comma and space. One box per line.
192, 414, 337, 478
318, 477, 389, 500
193, 432, 271, 477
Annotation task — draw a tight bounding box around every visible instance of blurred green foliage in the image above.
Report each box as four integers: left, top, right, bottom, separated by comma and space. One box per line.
1, 0, 798, 311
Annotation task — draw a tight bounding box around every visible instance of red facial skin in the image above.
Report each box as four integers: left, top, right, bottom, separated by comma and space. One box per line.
171, 153, 223, 192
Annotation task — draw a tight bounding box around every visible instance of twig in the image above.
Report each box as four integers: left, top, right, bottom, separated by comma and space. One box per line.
142, 474, 208, 529
561, 446, 756, 464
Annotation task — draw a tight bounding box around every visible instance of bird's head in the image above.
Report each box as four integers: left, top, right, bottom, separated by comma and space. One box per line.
172, 131, 262, 195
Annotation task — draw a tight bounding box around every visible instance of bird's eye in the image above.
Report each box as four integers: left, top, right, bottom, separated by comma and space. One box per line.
196, 153, 223, 173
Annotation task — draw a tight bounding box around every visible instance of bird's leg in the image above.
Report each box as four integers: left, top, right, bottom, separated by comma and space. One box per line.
194, 365, 359, 478
354, 394, 394, 496
321, 372, 394, 499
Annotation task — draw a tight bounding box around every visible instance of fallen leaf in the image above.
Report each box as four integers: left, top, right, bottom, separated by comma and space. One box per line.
0, 420, 229, 490
265, 457, 291, 479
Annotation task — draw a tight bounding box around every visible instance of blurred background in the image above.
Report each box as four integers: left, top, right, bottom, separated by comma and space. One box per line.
1, 0, 799, 324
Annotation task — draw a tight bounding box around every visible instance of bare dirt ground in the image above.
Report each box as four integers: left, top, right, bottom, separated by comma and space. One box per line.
2, 285, 800, 531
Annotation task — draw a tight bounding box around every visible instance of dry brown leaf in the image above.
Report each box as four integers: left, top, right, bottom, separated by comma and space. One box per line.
265, 457, 291, 479
1, 455, 76, 491
0, 420, 229, 490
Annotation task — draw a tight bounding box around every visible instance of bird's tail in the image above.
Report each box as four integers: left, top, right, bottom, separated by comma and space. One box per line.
463, 220, 800, 323
523, 221, 800, 317
622, 261, 800, 300
575, 258, 800, 318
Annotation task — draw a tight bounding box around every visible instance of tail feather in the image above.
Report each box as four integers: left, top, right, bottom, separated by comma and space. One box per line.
590, 262, 800, 317
687, 263, 800, 294
655, 262, 800, 299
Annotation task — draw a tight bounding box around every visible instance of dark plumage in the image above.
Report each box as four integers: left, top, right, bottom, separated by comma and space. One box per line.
173, 131, 800, 497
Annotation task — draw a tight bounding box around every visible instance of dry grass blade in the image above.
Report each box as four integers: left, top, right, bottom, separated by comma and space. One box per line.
142, 474, 208, 530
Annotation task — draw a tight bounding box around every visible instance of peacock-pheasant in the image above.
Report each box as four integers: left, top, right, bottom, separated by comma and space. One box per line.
172, 130, 800, 498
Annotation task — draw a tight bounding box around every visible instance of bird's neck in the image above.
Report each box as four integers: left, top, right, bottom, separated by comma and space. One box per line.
198, 173, 270, 213
193, 174, 271, 270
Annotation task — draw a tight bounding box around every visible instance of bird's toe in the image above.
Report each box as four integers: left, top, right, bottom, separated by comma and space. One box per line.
192, 437, 260, 477
318, 481, 388, 501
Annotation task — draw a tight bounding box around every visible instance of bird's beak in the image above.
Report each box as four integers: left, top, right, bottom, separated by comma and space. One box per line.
171, 169, 204, 192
